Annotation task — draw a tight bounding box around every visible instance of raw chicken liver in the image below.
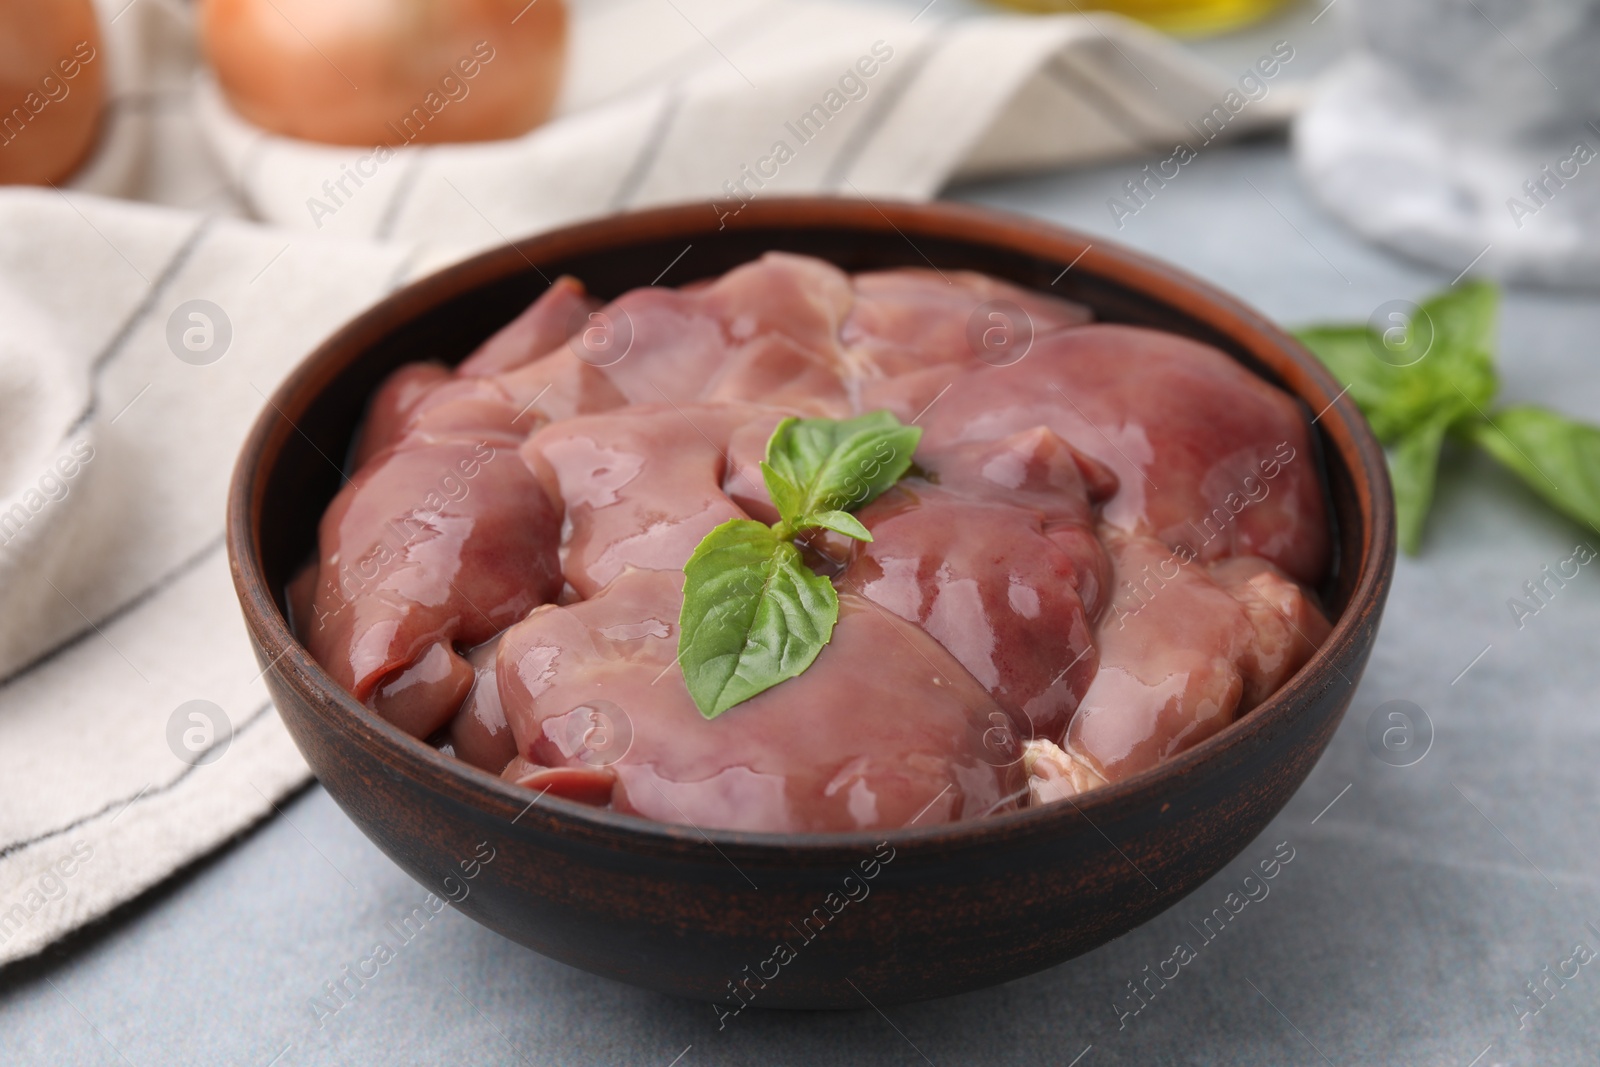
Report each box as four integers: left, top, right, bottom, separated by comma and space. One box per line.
303, 253, 1331, 830
495, 568, 1024, 833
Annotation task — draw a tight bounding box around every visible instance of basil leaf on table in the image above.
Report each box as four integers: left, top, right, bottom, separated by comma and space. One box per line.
1420, 279, 1498, 360
1390, 410, 1456, 555
678, 411, 922, 718
1293, 325, 1418, 443
1295, 283, 1499, 446
1470, 406, 1600, 532
1412, 281, 1500, 415
1295, 281, 1500, 553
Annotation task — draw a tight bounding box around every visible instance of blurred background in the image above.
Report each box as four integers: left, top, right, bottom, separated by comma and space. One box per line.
2, 1, 1598, 1065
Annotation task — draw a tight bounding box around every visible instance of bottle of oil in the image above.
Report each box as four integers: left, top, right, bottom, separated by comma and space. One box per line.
988, 0, 1287, 36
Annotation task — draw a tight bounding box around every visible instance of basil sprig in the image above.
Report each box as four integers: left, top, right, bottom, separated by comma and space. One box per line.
1296, 282, 1600, 553
678, 412, 921, 718
1470, 408, 1600, 532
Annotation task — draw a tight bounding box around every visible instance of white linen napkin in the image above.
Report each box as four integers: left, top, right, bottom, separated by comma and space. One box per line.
0, 190, 414, 967
0, 0, 1298, 966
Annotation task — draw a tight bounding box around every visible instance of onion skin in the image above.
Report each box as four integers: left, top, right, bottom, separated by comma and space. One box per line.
0, 0, 105, 186
199, 0, 567, 146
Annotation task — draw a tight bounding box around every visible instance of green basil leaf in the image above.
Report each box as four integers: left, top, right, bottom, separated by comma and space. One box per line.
1295, 283, 1499, 445
1296, 284, 1504, 555
1420, 280, 1497, 359
1470, 406, 1600, 533
764, 412, 921, 526
1390, 412, 1453, 555
678, 519, 840, 719
797, 509, 872, 542
1416, 282, 1499, 413
1295, 325, 1441, 443
1294, 325, 1409, 439
678, 410, 921, 717
759, 461, 803, 523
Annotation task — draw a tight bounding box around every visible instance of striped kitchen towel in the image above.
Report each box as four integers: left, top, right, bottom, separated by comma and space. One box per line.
0, 188, 415, 967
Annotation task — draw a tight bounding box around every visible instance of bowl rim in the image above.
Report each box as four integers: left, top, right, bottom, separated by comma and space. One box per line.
227, 195, 1395, 857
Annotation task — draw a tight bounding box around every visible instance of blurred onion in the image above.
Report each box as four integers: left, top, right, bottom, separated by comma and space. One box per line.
200, 0, 567, 146
0, 0, 105, 185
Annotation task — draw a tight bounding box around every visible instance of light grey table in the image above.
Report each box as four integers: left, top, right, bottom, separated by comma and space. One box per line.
5, 6, 1600, 1066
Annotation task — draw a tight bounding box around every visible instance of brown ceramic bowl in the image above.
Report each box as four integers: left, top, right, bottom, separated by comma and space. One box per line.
226, 198, 1394, 1010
